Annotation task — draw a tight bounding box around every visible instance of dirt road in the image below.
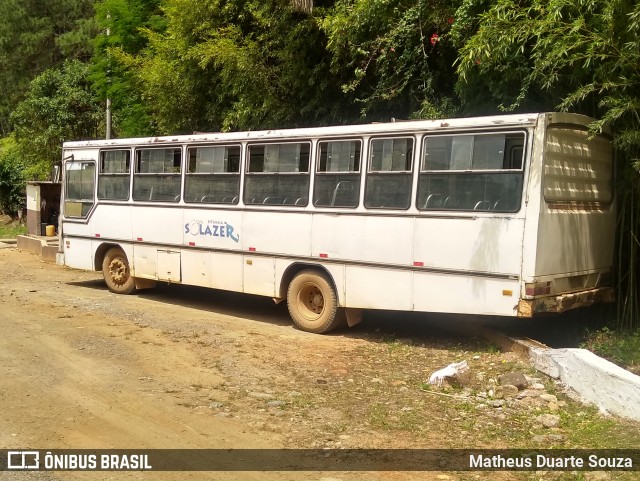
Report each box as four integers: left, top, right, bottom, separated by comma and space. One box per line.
1, 247, 638, 481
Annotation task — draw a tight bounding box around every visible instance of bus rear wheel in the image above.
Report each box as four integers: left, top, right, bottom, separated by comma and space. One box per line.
102, 247, 136, 294
287, 270, 342, 334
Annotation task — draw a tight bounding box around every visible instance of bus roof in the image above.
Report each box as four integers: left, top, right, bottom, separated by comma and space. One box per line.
62, 112, 595, 149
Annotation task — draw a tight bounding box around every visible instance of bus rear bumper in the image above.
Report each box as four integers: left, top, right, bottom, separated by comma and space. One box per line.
517, 287, 615, 317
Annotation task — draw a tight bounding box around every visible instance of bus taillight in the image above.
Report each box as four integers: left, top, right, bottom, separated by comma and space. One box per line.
525, 282, 551, 296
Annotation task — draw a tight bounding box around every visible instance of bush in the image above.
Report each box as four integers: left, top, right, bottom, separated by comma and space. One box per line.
0, 139, 25, 215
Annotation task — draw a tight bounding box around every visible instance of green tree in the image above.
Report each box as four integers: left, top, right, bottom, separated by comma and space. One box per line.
91, 0, 166, 137
10, 60, 104, 179
0, 0, 95, 135
0, 138, 25, 215
455, 0, 640, 159
126, 0, 354, 133
321, 0, 461, 120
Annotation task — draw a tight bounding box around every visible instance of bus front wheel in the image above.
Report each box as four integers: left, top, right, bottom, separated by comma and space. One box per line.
102, 247, 136, 294
287, 270, 342, 334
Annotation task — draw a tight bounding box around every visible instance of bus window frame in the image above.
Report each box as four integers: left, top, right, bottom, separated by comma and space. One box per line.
364, 135, 415, 211
97, 148, 132, 202
133, 146, 183, 203
184, 143, 242, 205
244, 140, 312, 207
314, 138, 363, 209
64, 159, 96, 218
417, 130, 527, 213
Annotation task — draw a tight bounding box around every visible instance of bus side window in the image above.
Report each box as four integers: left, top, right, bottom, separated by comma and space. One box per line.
244, 142, 311, 206
417, 132, 525, 213
98, 150, 130, 201
314, 140, 361, 208
133, 148, 182, 202
185, 145, 241, 204
65, 161, 96, 217
364, 137, 413, 209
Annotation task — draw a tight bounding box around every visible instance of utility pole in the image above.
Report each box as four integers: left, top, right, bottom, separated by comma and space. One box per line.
106, 13, 112, 140
106, 99, 112, 140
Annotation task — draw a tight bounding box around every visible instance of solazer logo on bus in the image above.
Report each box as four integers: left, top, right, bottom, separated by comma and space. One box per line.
185, 220, 240, 243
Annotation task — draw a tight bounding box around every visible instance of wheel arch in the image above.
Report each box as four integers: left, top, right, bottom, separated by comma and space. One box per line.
94, 242, 126, 271
278, 262, 343, 305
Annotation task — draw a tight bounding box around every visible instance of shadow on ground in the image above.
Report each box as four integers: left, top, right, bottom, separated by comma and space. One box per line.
66, 278, 613, 350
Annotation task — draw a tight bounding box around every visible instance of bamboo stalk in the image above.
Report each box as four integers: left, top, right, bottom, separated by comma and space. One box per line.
290, 0, 313, 13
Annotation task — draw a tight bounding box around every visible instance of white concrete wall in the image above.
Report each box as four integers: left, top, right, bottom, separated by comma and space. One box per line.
531, 347, 640, 421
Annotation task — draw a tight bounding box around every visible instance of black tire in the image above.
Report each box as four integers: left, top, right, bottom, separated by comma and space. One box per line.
287, 269, 342, 334
102, 247, 136, 294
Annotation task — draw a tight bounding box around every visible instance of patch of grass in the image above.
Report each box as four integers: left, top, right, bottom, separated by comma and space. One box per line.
477, 341, 501, 354
368, 402, 391, 429
0, 223, 26, 239
581, 327, 640, 374
561, 402, 640, 449
286, 393, 314, 410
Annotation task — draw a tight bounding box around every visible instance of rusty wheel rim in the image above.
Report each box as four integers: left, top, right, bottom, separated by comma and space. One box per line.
297, 282, 325, 319
108, 258, 129, 286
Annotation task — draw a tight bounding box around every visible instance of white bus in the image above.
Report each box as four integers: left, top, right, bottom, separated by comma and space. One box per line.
59, 112, 615, 333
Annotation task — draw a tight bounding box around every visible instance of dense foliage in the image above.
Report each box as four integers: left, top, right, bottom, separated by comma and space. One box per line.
0, 0, 95, 135
4, 0, 639, 165
455, 0, 640, 164
124, 0, 357, 133
322, 0, 460, 119
0, 0, 639, 325
10, 60, 104, 178
0, 139, 25, 216
91, 0, 166, 136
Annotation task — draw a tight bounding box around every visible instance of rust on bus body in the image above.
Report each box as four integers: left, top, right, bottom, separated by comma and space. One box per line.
517, 287, 615, 317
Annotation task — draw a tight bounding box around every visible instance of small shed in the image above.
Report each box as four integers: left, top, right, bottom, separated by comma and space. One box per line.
26, 181, 61, 236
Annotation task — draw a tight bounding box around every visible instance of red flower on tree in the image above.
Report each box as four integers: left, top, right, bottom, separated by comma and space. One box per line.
430, 33, 439, 46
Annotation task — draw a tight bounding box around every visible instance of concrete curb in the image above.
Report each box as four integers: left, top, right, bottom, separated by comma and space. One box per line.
529, 346, 640, 421
446, 319, 640, 421
479, 325, 640, 422
16, 235, 59, 262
